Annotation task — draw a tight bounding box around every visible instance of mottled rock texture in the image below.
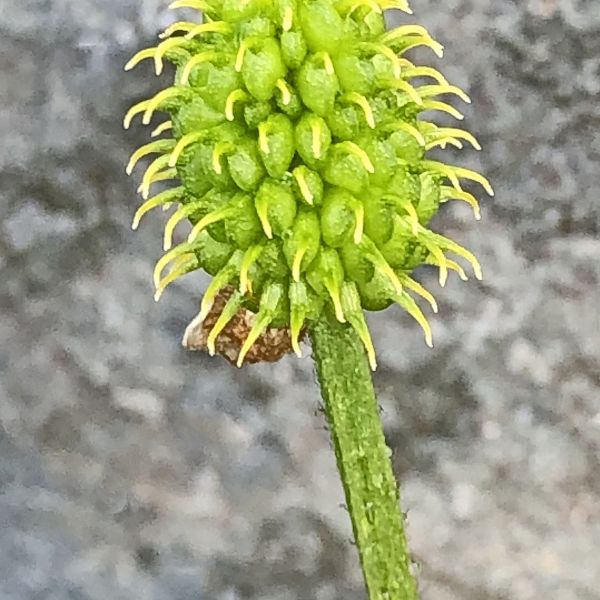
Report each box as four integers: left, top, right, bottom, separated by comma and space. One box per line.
1, 1, 599, 599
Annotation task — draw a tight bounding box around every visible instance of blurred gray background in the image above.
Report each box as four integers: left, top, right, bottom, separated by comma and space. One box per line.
1, 0, 599, 598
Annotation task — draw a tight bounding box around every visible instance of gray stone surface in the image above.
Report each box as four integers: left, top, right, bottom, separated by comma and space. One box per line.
1, 0, 599, 598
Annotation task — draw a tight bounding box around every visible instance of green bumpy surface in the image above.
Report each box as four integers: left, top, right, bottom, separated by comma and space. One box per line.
124, 0, 493, 368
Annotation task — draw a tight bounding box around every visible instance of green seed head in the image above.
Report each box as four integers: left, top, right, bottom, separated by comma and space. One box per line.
125, 0, 493, 368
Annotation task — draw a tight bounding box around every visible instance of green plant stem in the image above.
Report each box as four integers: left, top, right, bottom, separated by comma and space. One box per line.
310, 309, 419, 600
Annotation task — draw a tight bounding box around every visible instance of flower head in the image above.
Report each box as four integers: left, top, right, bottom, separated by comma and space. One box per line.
125, 0, 493, 368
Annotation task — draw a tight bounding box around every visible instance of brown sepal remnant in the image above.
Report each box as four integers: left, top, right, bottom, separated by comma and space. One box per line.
182, 286, 304, 365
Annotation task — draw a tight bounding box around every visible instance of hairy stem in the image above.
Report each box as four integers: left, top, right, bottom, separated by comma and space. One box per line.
310, 309, 419, 600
